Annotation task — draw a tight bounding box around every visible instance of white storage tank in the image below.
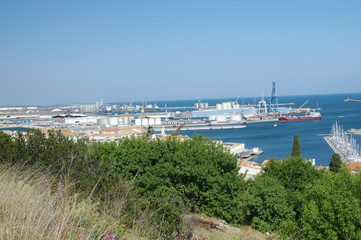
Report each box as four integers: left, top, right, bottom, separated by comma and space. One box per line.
209, 115, 217, 121
216, 115, 227, 123
97, 118, 109, 126
148, 118, 155, 125
141, 118, 149, 126
118, 117, 124, 125
109, 117, 119, 126
155, 118, 161, 125
135, 119, 142, 126
124, 117, 131, 125
230, 115, 242, 122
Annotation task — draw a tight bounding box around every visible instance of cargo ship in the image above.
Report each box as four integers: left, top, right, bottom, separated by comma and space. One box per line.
278, 111, 321, 122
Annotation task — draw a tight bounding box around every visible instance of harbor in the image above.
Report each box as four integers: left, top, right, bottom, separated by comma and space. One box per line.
2, 90, 361, 166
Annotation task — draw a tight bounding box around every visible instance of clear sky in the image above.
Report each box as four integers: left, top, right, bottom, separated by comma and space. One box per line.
1, 0, 361, 106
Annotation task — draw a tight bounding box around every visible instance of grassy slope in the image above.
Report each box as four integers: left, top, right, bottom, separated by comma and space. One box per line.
0, 165, 154, 240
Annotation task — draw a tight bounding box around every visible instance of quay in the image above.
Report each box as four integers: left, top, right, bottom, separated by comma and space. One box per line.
158, 106, 196, 110
154, 124, 246, 132
157, 102, 295, 111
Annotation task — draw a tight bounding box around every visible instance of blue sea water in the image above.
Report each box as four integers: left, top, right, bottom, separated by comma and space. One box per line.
1, 127, 28, 132
153, 93, 361, 166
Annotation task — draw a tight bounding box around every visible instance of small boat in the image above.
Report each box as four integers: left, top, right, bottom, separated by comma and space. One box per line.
273, 122, 278, 127
278, 111, 321, 122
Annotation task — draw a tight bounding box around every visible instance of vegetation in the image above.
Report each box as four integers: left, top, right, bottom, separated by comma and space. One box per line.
329, 153, 344, 172
0, 165, 125, 240
96, 135, 245, 223
291, 134, 301, 157
1, 129, 361, 239
243, 153, 361, 239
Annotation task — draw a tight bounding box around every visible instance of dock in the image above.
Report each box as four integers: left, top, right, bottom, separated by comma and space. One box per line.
158, 106, 196, 110
154, 124, 246, 132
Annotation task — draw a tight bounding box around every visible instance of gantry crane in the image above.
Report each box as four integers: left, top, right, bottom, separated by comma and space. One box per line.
268, 81, 279, 113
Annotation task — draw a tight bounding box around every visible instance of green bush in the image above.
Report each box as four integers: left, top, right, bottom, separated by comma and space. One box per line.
299, 170, 361, 239
94, 135, 246, 223
243, 175, 296, 234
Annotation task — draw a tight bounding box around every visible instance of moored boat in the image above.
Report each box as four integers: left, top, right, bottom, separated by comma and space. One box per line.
278, 111, 321, 122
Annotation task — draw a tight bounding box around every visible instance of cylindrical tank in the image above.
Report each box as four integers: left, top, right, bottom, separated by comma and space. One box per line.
209, 115, 217, 121
148, 118, 155, 125
135, 119, 142, 126
118, 117, 124, 125
141, 118, 149, 126
216, 115, 227, 123
230, 115, 242, 122
155, 118, 161, 125
123, 117, 131, 125
109, 117, 119, 126
97, 118, 109, 126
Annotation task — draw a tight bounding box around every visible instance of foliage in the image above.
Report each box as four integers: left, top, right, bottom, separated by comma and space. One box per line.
0, 130, 182, 238
299, 170, 361, 239
262, 157, 320, 192
3, 129, 361, 239
329, 153, 344, 173
246, 156, 320, 236
291, 134, 301, 157
243, 175, 297, 234
250, 155, 361, 239
95, 135, 246, 224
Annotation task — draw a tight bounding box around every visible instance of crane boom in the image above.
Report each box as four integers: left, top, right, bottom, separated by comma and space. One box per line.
292, 100, 309, 113
171, 122, 186, 136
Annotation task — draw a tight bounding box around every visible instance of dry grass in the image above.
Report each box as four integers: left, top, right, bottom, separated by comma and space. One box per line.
191, 226, 269, 240
182, 214, 274, 240
0, 165, 106, 240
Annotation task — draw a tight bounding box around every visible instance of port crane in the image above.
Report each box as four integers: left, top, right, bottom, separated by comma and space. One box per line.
292, 100, 309, 114
171, 122, 186, 136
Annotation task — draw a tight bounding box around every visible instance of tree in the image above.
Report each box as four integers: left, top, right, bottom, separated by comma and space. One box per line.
292, 134, 301, 157
299, 171, 361, 239
329, 153, 343, 172
143, 125, 154, 139
262, 157, 320, 192
243, 175, 297, 234
106, 135, 246, 223
0, 131, 15, 163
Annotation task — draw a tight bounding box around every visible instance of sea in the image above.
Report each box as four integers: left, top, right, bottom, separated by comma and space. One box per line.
147, 93, 361, 166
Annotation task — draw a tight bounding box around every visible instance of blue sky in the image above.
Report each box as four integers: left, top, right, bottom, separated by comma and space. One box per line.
1, 1, 361, 106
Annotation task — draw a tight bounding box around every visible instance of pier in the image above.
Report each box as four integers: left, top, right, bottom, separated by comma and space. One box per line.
323, 122, 361, 163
